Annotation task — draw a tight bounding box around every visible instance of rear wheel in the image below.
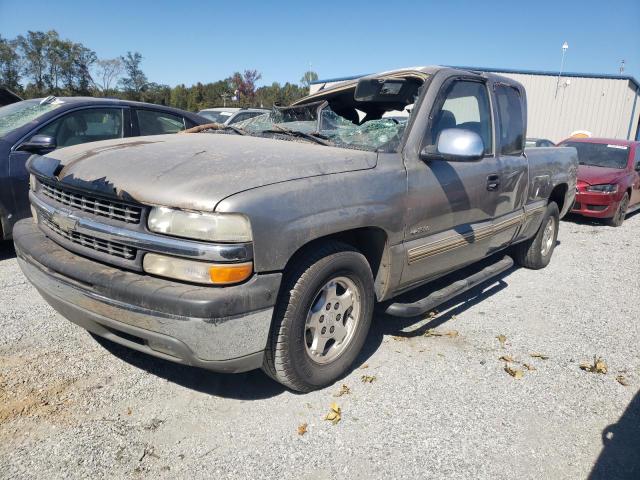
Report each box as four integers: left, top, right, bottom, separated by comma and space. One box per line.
607, 193, 629, 227
512, 202, 559, 270
263, 241, 374, 392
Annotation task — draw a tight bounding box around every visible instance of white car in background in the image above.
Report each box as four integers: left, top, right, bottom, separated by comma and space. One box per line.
198, 107, 269, 125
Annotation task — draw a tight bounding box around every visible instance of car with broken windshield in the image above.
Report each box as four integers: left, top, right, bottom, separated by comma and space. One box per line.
0, 96, 208, 240
560, 137, 640, 226
14, 66, 577, 392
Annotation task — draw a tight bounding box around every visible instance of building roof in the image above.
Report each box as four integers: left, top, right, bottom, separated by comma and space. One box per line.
311, 66, 640, 90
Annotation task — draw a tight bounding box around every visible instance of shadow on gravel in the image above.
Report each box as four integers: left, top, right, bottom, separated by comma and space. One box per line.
0, 241, 16, 261
355, 254, 519, 365
562, 209, 640, 227
93, 254, 519, 398
589, 390, 640, 479
92, 335, 286, 400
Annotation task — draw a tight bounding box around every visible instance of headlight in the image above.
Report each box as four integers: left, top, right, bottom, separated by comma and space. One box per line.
148, 207, 252, 242
143, 253, 253, 285
586, 184, 618, 193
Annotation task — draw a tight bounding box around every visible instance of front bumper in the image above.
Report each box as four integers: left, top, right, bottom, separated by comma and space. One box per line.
13, 219, 282, 373
571, 191, 619, 218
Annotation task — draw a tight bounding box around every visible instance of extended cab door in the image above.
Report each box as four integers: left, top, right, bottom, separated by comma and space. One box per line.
488, 81, 529, 251
400, 77, 501, 288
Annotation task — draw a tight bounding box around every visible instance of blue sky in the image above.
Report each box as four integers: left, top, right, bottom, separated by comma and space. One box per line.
1, 0, 638, 87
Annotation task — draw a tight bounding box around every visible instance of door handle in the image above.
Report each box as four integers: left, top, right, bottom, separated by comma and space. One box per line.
486, 174, 501, 191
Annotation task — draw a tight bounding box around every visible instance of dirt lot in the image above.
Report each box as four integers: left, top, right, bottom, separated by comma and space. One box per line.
1, 213, 639, 480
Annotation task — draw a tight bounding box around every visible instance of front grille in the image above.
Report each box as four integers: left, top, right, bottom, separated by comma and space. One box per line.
41, 181, 142, 224
43, 218, 137, 260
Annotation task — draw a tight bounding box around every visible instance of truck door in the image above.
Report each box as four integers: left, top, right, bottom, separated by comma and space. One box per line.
488, 82, 529, 251
400, 77, 500, 288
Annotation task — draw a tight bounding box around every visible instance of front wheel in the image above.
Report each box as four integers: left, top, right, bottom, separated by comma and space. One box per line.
512, 202, 559, 270
263, 241, 374, 392
607, 193, 629, 227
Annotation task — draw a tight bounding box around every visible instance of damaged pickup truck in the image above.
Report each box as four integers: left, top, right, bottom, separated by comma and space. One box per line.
14, 66, 577, 392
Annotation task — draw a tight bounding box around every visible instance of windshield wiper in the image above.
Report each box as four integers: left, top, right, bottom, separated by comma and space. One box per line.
261, 124, 332, 146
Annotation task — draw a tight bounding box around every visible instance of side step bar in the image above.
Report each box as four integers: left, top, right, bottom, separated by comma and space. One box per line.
385, 256, 514, 318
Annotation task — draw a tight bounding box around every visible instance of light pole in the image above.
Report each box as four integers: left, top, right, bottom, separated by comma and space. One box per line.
555, 41, 569, 98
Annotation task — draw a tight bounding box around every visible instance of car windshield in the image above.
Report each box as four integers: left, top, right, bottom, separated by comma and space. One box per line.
199, 111, 233, 123
0, 99, 64, 137
236, 103, 407, 152
564, 141, 629, 169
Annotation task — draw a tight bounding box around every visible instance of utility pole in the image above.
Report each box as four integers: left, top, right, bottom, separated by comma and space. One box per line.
221, 92, 230, 108
619, 59, 625, 74
555, 41, 569, 98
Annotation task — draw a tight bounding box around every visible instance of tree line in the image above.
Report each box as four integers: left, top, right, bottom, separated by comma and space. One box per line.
0, 30, 320, 111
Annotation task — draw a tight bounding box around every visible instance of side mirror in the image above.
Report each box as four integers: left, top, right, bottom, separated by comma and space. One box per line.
420, 128, 484, 162
18, 135, 56, 154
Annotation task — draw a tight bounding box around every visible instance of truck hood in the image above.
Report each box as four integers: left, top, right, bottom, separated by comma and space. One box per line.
577, 164, 626, 186
36, 133, 377, 211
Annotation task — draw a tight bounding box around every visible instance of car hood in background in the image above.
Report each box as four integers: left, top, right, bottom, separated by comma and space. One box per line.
577, 164, 626, 186
31, 133, 377, 211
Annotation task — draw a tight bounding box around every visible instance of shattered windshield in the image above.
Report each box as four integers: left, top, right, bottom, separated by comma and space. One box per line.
236, 103, 407, 152
0, 99, 64, 137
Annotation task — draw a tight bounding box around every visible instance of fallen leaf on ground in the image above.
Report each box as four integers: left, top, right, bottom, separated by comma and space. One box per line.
499, 355, 516, 363
427, 310, 439, 318
580, 356, 607, 374
523, 364, 536, 371
504, 366, 524, 379
496, 334, 507, 347
324, 403, 341, 425
127, 407, 132, 415
359, 364, 369, 369
361, 375, 376, 383
392, 336, 408, 341
616, 375, 629, 386
333, 384, 351, 397
297, 423, 308, 435
530, 353, 549, 360
424, 329, 459, 338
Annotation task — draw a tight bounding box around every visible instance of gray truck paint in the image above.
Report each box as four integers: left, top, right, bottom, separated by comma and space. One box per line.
18, 66, 577, 369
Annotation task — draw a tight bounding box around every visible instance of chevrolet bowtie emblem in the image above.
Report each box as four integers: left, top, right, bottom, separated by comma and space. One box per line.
51, 211, 78, 233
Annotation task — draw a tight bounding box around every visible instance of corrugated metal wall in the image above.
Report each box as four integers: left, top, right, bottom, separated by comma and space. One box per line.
312, 73, 640, 143
489, 72, 639, 143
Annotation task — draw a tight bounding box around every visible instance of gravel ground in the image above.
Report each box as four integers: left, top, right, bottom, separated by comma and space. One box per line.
1, 212, 639, 480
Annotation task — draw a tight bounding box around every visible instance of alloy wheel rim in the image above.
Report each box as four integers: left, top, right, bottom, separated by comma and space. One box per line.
540, 216, 556, 257
304, 276, 361, 364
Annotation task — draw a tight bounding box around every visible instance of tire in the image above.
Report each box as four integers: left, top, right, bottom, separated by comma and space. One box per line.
606, 193, 629, 227
512, 202, 559, 270
263, 241, 375, 392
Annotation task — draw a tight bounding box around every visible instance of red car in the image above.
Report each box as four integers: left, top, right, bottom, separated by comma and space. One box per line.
559, 138, 640, 226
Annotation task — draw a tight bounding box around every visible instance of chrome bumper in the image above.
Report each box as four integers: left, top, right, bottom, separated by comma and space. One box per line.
14, 219, 280, 373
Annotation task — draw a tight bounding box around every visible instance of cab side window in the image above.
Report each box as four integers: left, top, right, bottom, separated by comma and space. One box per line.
37, 108, 124, 148
428, 80, 493, 155
634, 147, 640, 170
495, 85, 525, 156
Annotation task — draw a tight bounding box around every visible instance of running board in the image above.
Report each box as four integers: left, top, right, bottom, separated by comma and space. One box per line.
385, 256, 514, 318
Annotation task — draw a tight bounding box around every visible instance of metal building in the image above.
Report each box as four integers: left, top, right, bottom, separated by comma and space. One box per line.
310, 67, 640, 143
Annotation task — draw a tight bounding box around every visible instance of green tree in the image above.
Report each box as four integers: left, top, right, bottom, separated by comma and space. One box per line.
17, 30, 51, 95
92, 58, 124, 95
119, 51, 148, 100
300, 70, 318, 89
0, 35, 22, 92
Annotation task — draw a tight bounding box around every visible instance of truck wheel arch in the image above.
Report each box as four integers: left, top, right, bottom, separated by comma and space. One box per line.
549, 183, 568, 216
280, 227, 391, 302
